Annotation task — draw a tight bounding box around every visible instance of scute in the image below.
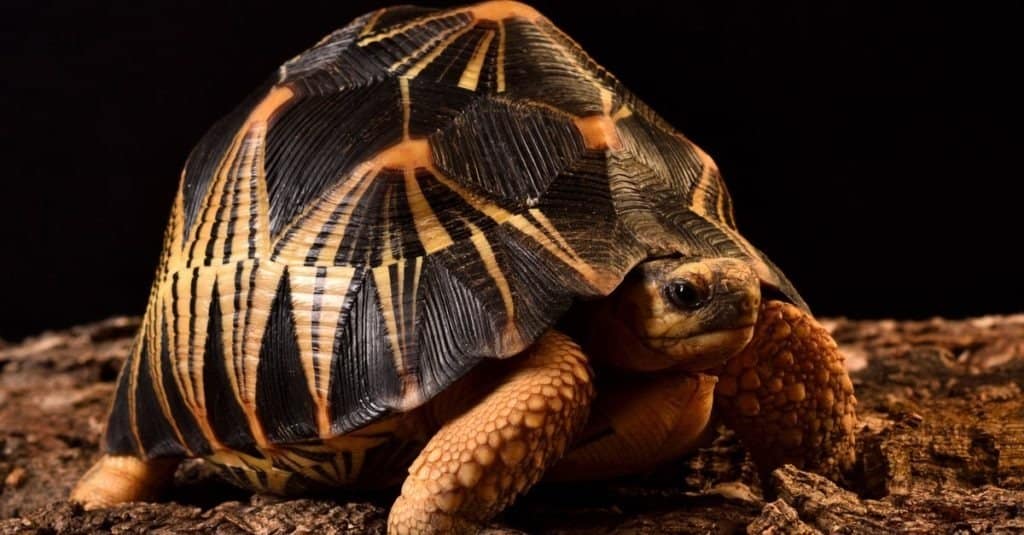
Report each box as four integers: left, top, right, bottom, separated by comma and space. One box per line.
430, 98, 586, 205
102, 1, 806, 460
202, 281, 261, 456
264, 81, 403, 238
180, 78, 277, 240
500, 18, 606, 116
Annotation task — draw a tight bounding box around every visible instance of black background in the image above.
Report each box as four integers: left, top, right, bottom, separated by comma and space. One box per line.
1, 1, 1021, 342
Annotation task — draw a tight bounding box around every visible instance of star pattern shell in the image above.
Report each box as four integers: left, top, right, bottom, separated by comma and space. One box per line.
103, 1, 804, 462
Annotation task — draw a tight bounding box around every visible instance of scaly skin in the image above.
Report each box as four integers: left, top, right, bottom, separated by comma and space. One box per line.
547, 372, 717, 481
536, 300, 856, 485
72, 302, 856, 533
387, 330, 594, 535
715, 300, 858, 480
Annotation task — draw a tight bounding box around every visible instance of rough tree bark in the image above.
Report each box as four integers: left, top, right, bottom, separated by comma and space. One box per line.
1, 313, 1022, 534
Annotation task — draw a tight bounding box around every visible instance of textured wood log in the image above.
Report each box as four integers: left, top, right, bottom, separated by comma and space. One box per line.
2, 314, 1023, 533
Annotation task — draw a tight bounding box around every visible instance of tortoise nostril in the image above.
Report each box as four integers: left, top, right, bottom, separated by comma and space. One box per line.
722, 291, 759, 319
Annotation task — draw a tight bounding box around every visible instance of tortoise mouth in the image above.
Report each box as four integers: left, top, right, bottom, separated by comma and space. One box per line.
647, 323, 756, 343
641, 325, 756, 372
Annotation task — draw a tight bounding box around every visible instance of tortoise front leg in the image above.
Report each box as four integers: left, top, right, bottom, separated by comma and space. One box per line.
388, 330, 595, 535
715, 300, 857, 481
70, 455, 180, 509
545, 372, 717, 481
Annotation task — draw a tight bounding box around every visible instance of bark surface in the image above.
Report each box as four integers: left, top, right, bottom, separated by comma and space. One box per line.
2, 314, 1022, 533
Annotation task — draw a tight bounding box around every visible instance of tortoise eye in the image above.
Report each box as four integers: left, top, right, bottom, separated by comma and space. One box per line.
664, 280, 706, 310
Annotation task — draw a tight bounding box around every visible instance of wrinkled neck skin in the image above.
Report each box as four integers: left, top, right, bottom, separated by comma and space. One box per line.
580, 298, 685, 373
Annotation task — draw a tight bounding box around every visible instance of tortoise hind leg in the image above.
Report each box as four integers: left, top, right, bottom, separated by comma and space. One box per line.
388, 330, 595, 535
70, 455, 180, 509
715, 300, 858, 481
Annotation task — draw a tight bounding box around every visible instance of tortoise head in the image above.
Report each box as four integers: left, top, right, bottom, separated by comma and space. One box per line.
587, 257, 761, 372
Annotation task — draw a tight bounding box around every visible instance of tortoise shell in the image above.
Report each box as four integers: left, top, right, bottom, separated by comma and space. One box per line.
104, 1, 804, 460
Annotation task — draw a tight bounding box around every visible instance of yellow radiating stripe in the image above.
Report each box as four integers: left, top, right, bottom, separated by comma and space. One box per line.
248, 86, 294, 125
312, 166, 379, 265
411, 256, 423, 317
245, 89, 287, 258
688, 144, 717, 220
188, 131, 244, 267
717, 185, 733, 228
215, 265, 251, 441
234, 262, 253, 399
496, 21, 507, 92
287, 264, 357, 437
393, 258, 405, 387
126, 332, 144, 456
612, 105, 633, 121
277, 450, 337, 485
457, 29, 495, 91
399, 78, 411, 139
158, 266, 226, 451
240, 260, 284, 448
165, 186, 186, 275
212, 137, 246, 263
190, 267, 228, 450
683, 141, 775, 280
324, 434, 392, 483
272, 164, 379, 266
163, 280, 190, 408
464, 219, 516, 342
359, 2, 538, 49
358, 10, 463, 46
408, 255, 423, 326
151, 294, 191, 454
388, 23, 466, 75
380, 185, 396, 265
275, 138, 434, 265
219, 128, 260, 263
249, 142, 272, 260
405, 168, 454, 253
233, 261, 259, 446
173, 272, 195, 407
527, 208, 585, 264
234, 132, 256, 259
599, 87, 614, 115
167, 274, 199, 446
373, 264, 404, 398
427, 166, 513, 223
189, 268, 218, 413
315, 267, 356, 436
505, 214, 609, 291
186, 87, 290, 267
535, 21, 605, 97
402, 24, 475, 80
360, 8, 386, 37
372, 259, 422, 409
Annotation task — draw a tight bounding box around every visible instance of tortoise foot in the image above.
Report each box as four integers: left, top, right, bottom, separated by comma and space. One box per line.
716, 300, 857, 481
387, 330, 594, 534
70, 455, 179, 509
387, 498, 483, 535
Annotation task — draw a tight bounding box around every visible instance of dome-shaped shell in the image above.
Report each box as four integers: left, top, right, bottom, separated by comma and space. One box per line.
104, 1, 803, 460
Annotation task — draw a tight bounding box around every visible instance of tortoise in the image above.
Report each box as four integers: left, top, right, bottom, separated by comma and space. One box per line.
72, 2, 857, 533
